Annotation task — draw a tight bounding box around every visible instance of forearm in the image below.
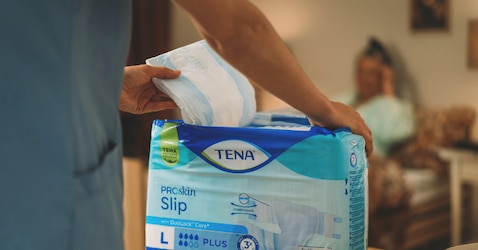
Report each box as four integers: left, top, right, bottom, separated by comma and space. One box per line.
173, 0, 333, 122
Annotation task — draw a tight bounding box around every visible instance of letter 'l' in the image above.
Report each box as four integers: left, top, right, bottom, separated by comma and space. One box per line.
160, 232, 169, 244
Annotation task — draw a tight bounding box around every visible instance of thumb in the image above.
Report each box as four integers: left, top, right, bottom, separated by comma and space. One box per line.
144, 64, 181, 79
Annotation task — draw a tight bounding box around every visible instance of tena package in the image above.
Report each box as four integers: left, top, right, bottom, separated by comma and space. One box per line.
146, 119, 368, 250
146, 40, 256, 127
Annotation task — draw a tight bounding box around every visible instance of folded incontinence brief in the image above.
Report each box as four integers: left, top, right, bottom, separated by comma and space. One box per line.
146, 40, 256, 127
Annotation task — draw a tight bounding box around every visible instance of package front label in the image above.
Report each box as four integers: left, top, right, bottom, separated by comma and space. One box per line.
146, 120, 368, 250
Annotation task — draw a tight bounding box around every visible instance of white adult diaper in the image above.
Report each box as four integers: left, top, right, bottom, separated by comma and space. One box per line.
146, 40, 256, 127
146, 116, 368, 250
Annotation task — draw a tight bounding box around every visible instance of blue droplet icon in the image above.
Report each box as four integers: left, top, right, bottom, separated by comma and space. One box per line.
195, 235, 199, 240
179, 233, 183, 239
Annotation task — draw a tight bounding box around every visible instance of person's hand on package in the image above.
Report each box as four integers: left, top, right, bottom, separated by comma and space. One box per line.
308, 101, 373, 157
120, 64, 181, 114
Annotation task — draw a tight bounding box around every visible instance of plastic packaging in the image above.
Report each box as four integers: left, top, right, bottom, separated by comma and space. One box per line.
145, 116, 369, 250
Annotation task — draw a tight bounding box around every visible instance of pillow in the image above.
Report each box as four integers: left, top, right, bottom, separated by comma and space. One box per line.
390, 106, 476, 174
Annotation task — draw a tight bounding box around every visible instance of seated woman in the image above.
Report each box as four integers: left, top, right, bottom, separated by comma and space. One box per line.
334, 37, 415, 157
335, 38, 417, 248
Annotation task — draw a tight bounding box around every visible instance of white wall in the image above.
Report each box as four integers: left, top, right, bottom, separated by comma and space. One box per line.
169, 0, 478, 138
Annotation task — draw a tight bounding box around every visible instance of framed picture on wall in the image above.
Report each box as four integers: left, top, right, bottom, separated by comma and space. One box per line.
469, 19, 478, 69
410, 0, 450, 32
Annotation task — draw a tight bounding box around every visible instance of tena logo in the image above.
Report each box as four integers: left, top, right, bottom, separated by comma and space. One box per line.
159, 123, 180, 167
201, 140, 270, 172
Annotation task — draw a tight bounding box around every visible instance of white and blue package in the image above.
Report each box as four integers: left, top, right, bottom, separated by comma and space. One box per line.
146, 40, 256, 127
146, 120, 368, 250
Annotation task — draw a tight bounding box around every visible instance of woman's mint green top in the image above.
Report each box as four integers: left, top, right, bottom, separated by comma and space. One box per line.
335, 92, 416, 156
0, 0, 131, 249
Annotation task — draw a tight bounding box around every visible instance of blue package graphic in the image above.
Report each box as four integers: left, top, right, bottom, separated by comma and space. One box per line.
146, 119, 368, 250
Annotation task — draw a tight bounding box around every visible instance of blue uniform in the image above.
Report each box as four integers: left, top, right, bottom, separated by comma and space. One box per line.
0, 0, 131, 249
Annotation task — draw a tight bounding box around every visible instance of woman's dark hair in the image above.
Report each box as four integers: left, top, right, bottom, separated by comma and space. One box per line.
361, 37, 392, 66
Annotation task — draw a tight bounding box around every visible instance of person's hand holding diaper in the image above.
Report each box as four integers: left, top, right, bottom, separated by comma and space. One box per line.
120, 64, 181, 114
146, 40, 257, 127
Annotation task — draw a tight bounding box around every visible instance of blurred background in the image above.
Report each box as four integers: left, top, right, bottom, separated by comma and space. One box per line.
123, 1, 478, 250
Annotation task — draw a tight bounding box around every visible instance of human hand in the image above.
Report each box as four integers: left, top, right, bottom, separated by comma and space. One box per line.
381, 65, 395, 96
119, 64, 180, 114
308, 101, 373, 157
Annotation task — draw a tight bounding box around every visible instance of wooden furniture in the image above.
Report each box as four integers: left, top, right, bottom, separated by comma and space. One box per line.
123, 157, 148, 250
368, 106, 477, 249
438, 148, 478, 246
